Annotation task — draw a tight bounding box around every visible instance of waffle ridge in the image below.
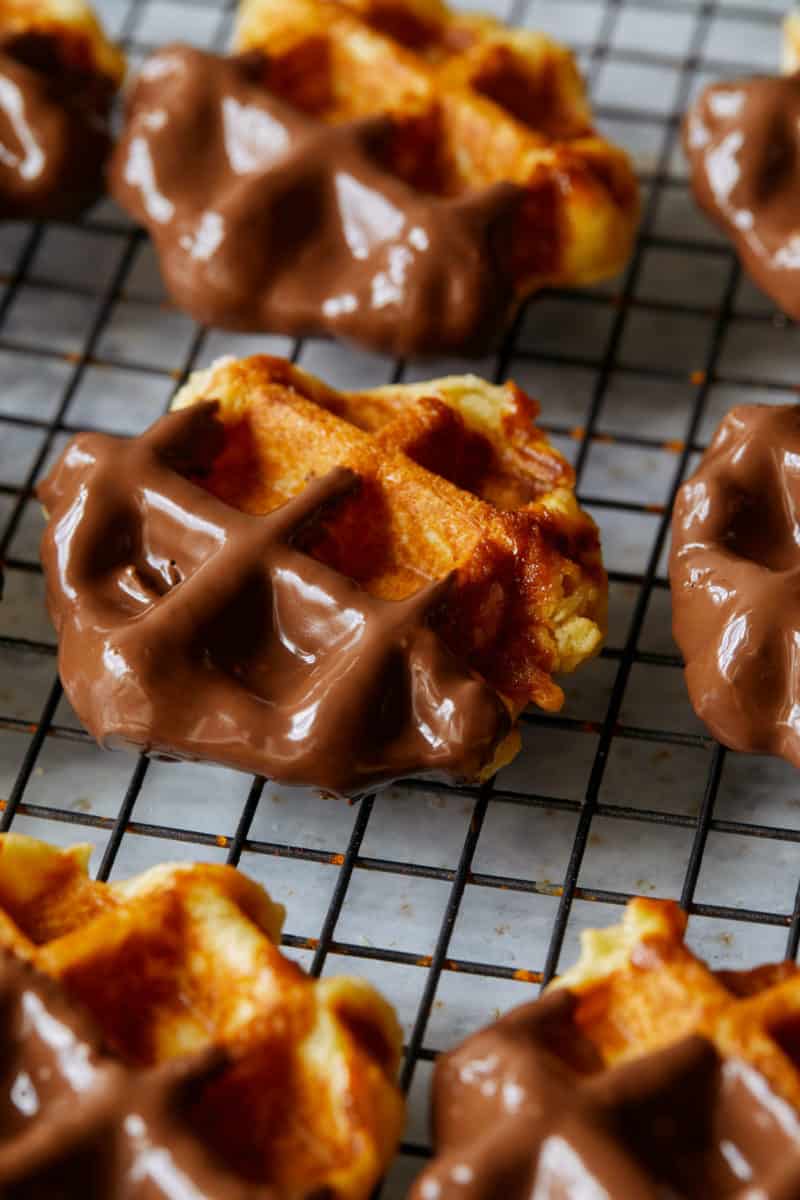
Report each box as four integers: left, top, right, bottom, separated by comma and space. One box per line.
414, 898, 800, 1199
0, 834, 404, 1199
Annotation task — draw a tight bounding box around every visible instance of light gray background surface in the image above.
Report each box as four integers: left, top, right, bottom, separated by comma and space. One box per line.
0, 0, 795, 1194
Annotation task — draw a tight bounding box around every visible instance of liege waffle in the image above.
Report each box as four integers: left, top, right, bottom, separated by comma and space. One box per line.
414, 898, 800, 1199
109, 0, 638, 357
0, 948, 275, 1196
0, 0, 124, 88
0, 833, 404, 1199
171, 356, 607, 710
39, 356, 603, 792
0, 0, 124, 220
234, 0, 639, 295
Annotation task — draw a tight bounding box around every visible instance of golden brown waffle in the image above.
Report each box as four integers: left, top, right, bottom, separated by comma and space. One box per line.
0, 0, 124, 90
40, 402, 515, 792
0, 948, 277, 1196
172, 355, 607, 716
554, 899, 800, 1097
0, 833, 404, 1199
0, 0, 124, 221
233, 0, 639, 297
414, 898, 800, 1199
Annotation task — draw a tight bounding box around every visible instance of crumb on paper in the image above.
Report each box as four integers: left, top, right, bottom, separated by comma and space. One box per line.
539, 883, 563, 897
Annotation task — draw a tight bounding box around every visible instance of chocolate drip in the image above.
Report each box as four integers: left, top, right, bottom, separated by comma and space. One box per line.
0, 949, 270, 1197
109, 45, 524, 357
684, 72, 800, 319
37, 403, 509, 796
670, 404, 800, 766
414, 990, 800, 1199
0, 43, 112, 220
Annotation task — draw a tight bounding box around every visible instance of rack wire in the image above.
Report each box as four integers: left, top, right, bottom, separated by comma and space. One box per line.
0, 0, 798, 1193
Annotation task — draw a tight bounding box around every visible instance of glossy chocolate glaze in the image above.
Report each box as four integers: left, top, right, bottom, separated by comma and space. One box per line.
670, 404, 800, 766
0, 949, 269, 1197
109, 45, 524, 357
685, 72, 800, 319
413, 989, 800, 1199
0, 38, 113, 220
37, 403, 509, 796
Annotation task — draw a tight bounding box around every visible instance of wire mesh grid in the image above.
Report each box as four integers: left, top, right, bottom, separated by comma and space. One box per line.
0, 0, 798, 1192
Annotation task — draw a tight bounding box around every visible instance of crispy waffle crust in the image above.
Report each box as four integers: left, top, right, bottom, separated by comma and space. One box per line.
38, 355, 605, 794
414, 897, 800, 1199
0, 833, 404, 1198
108, 0, 638, 356
0, 0, 124, 218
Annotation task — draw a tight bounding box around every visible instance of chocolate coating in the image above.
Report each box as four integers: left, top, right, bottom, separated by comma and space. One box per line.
670, 404, 800, 765
0, 38, 113, 220
413, 989, 800, 1199
109, 45, 524, 358
684, 72, 800, 319
0, 948, 269, 1197
37, 403, 509, 796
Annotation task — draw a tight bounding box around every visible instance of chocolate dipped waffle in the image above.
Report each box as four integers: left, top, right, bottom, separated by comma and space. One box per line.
38, 356, 606, 795
108, 0, 638, 357
414, 897, 800, 1200
684, 58, 800, 319
0, 832, 404, 1198
0, 0, 124, 218
670, 404, 800, 767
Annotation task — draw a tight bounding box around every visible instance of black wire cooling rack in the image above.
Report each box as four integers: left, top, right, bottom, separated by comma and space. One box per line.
1, 0, 799, 1193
